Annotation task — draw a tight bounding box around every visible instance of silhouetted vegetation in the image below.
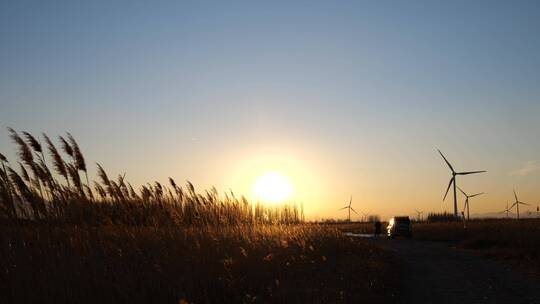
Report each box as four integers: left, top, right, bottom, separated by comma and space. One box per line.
319, 214, 381, 225
413, 219, 540, 273
0, 129, 398, 303
426, 212, 458, 222
0, 129, 303, 226
367, 215, 381, 223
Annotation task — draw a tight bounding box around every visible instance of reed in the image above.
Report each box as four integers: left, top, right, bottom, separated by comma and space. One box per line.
0, 224, 398, 303
0, 128, 399, 303
0, 129, 304, 226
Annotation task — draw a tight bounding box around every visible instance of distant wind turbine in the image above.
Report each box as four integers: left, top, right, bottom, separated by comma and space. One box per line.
415, 209, 424, 222
361, 212, 369, 223
499, 202, 514, 219
339, 196, 358, 222
509, 190, 530, 220
438, 150, 486, 218
457, 187, 484, 221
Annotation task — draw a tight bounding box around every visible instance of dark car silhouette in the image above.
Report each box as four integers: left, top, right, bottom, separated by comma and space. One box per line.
387, 216, 412, 239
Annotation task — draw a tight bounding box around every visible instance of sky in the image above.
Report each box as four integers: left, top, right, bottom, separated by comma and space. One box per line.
1, 1, 540, 220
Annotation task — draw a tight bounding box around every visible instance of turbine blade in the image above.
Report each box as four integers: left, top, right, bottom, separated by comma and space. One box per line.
513, 189, 518, 202
349, 195, 352, 207
339, 206, 348, 210
443, 177, 454, 201
350, 207, 359, 215
510, 202, 518, 209
457, 186, 467, 196
469, 192, 484, 198
518, 201, 530, 206
457, 170, 486, 175
438, 150, 455, 172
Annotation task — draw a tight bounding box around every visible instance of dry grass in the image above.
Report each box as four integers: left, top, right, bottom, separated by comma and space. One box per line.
335, 219, 540, 274
0, 129, 303, 226
0, 224, 399, 303
413, 219, 540, 270
0, 129, 399, 303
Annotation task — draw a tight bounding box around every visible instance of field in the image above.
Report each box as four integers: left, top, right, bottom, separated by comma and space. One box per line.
413, 219, 540, 272
0, 130, 399, 303
335, 219, 540, 275
1, 224, 402, 303
5, 129, 539, 303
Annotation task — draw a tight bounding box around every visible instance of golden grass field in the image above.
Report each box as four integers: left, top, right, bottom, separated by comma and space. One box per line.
414, 219, 540, 272
3, 129, 539, 303
0, 130, 400, 303
1, 224, 401, 303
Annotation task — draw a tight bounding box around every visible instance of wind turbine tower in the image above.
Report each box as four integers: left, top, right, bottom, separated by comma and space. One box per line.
457, 187, 484, 221
339, 196, 358, 222
415, 209, 424, 222
361, 212, 368, 223
510, 190, 530, 220
438, 150, 486, 218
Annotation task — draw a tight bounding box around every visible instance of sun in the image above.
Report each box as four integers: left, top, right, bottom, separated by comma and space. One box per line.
253, 172, 293, 203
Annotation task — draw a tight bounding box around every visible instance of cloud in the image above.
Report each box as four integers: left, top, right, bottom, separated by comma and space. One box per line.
510, 161, 540, 176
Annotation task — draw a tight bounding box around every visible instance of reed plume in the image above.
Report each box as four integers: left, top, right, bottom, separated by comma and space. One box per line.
66, 133, 91, 190
7, 166, 38, 219
43, 133, 70, 186
169, 177, 177, 189
84, 185, 94, 200
1, 128, 304, 226
67, 163, 83, 196
0, 152, 7, 163
94, 181, 107, 198
66, 133, 85, 171
59, 136, 73, 157
0, 156, 16, 218
187, 180, 195, 194
22, 131, 43, 154
8, 129, 47, 202
8, 128, 34, 168
96, 163, 120, 201
127, 182, 139, 200
18, 162, 30, 182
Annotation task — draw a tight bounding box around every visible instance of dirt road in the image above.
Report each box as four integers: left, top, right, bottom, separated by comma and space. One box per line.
371, 238, 540, 304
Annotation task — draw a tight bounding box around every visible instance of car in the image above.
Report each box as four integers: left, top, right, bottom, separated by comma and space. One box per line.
387, 216, 412, 239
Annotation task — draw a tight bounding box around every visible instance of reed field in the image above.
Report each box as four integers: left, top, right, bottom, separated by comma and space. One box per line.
0, 129, 399, 303
336, 219, 540, 274
413, 219, 540, 271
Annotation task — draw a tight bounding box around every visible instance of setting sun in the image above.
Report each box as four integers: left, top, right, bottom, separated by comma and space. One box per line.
253, 172, 293, 203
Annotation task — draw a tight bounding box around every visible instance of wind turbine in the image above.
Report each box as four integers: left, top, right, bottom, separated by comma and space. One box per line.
499, 202, 514, 219
457, 187, 484, 221
339, 196, 358, 222
438, 150, 486, 218
415, 209, 424, 222
509, 190, 530, 220
361, 212, 369, 223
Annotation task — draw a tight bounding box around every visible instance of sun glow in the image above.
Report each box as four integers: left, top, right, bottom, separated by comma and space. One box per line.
253, 172, 293, 203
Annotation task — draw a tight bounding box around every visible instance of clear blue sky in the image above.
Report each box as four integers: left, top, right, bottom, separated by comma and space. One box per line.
1, 1, 540, 219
